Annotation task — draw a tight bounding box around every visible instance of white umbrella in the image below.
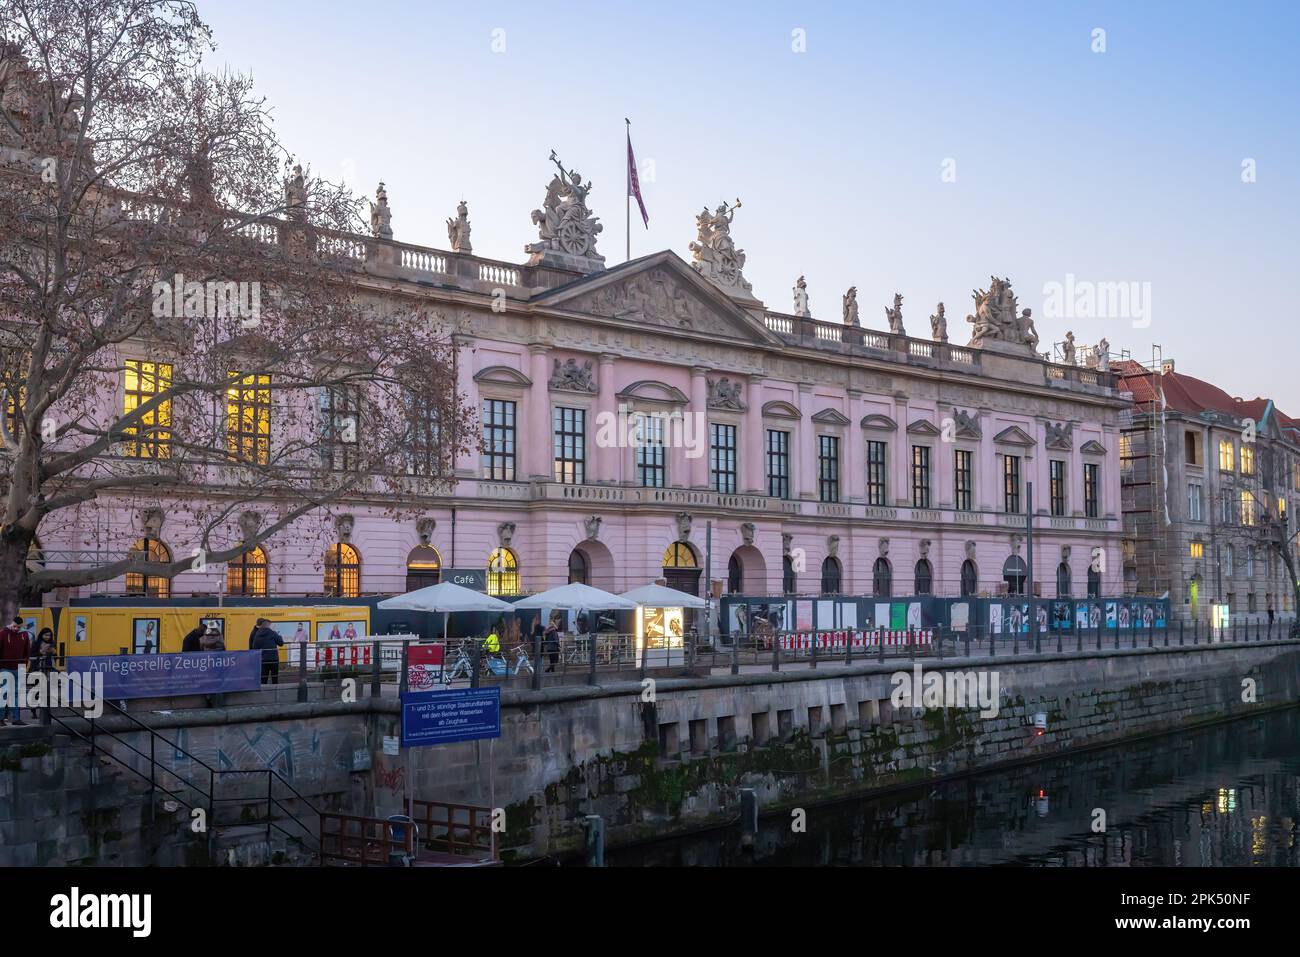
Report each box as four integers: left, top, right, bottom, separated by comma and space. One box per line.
619, 582, 708, 609
378, 580, 512, 641
511, 582, 639, 612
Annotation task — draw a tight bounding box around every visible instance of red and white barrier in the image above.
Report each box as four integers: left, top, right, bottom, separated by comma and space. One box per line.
776, 629, 934, 650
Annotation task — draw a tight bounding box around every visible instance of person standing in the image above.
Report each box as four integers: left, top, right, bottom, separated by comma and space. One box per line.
544, 616, 561, 673
1268, 603, 1275, 626
0, 617, 31, 726
27, 627, 55, 720
181, 623, 206, 652
248, 618, 284, 684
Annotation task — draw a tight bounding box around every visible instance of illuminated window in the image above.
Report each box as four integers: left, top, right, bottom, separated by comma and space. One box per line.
487, 547, 518, 596
662, 542, 697, 568
122, 360, 172, 459
227, 546, 268, 597
1240, 445, 1254, 475
125, 538, 171, 597
227, 372, 271, 464
405, 545, 441, 591
1279, 497, 1287, 519
1241, 490, 1257, 526
553, 407, 586, 485
324, 543, 361, 597
1190, 542, 1204, 559
1218, 439, 1235, 472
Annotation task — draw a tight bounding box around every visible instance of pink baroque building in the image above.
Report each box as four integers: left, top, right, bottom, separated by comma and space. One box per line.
38, 177, 1128, 606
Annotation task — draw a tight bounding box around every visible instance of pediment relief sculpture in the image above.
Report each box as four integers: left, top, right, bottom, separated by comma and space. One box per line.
1044, 421, 1074, 450
549, 357, 597, 393
707, 376, 745, 411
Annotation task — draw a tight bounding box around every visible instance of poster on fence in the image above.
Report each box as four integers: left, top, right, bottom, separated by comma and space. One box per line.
407, 644, 445, 690
951, 602, 970, 632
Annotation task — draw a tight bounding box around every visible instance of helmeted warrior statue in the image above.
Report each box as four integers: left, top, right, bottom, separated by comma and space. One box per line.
526, 150, 604, 268
930, 302, 948, 342
370, 182, 392, 240
793, 275, 810, 317
885, 293, 905, 336
1062, 330, 1077, 364
446, 199, 472, 252
689, 199, 753, 296
842, 286, 859, 326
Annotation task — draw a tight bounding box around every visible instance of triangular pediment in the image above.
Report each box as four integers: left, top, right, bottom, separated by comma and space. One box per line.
906, 418, 941, 436
1080, 439, 1107, 455
811, 408, 851, 426
994, 425, 1036, 447
533, 251, 780, 345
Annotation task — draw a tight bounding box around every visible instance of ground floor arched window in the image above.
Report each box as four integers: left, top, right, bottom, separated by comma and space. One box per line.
1087, 565, 1101, 598
821, 556, 842, 595
405, 545, 441, 591
960, 559, 978, 597
487, 547, 519, 596
873, 558, 892, 597
324, 543, 361, 597
568, 548, 588, 585
782, 554, 796, 595
1056, 561, 1072, 598
227, 545, 268, 597
662, 541, 700, 597
126, 538, 172, 598
727, 553, 743, 594
914, 559, 933, 595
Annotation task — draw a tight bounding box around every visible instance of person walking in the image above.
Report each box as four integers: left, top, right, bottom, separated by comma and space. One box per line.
544, 616, 561, 673
248, 618, 284, 684
0, 617, 31, 726
1268, 603, 1275, 626
27, 627, 55, 720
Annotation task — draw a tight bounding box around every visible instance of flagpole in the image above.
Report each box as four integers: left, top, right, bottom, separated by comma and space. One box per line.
625, 118, 631, 263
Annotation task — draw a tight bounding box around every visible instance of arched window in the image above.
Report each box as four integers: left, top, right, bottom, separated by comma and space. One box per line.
125, 538, 172, 598
960, 559, 978, 597
567, 549, 588, 585
873, 558, 892, 597
782, 554, 796, 595
1087, 565, 1101, 598
227, 545, 268, 597
405, 545, 441, 592
914, 559, 933, 595
1056, 561, 1072, 598
1003, 555, 1027, 596
324, 543, 361, 598
727, 554, 743, 594
662, 541, 701, 597
487, 547, 519, 596
820, 556, 842, 595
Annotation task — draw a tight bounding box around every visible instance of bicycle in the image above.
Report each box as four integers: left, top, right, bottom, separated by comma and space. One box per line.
443, 642, 474, 683
511, 643, 534, 676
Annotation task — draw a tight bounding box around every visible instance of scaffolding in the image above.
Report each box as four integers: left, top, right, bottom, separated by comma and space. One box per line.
1120, 345, 1171, 599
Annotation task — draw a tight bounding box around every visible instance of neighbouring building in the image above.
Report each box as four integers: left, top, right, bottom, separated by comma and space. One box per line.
30, 159, 1129, 608
1116, 358, 1300, 626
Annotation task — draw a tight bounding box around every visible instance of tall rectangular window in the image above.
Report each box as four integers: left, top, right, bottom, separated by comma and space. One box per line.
710, 423, 737, 494
405, 391, 442, 477
953, 449, 973, 511
766, 429, 789, 499
1187, 481, 1202, 522
1085, 463, 1101, 518
320, 385, 360, 471
1001, 454, 1020, 512
1050, 460, 1067, 516
1240, 489, 1257, 526
124, 360, 173, 459
1219, 438, 1235, 472
911, 445, 931, 509
818, 435, 840, 503
636, 414, 665, 488
226, 372, 271, 465
866, 440, 887, 506
481, 398, 516, 481
1240, 445, 1254, 475
552, 406, 586, 484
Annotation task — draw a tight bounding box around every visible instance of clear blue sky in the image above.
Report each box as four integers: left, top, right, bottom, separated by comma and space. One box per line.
202, 0, 1300, 410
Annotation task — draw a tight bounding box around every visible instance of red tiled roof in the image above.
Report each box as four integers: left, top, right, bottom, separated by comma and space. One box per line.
1117, 361, 1297, 431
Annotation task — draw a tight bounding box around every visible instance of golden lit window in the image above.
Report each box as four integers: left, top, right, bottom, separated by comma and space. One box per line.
227, 545, 268, 597
125, 538, 172, 597
1240, 490, 1257, 526
123, 360, 172, 458
487, 547, 518, 596
324, 543, 362, 597
1189, 542, 1204, 559
227, 372, 271, 465
662, 541, 698, 568
1240, 445, 1254, 475
1218, 439, 1235, 472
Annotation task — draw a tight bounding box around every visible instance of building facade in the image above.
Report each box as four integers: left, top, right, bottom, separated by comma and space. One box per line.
32, 169, 1129, 609
1117, 359, 1300, 625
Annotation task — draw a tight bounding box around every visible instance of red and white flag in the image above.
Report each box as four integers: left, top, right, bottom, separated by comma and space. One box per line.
626, 125, 649, 228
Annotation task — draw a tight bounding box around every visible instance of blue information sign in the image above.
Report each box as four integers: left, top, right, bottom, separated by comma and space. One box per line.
67, 651, 263, 700
401, 687, 501, 747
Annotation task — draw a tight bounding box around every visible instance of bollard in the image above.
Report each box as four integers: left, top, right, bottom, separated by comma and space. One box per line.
810, 633, 819, 670
772, 635, 781, 673
583, 814, 605, 867
1179, 620, 1184, 646
845, 631, 853, 666
591, 632, 600, 686
1076, 626, 1083, 653
740, 788, 759, 848
371, 639, 382, 698
963, 632, 971, 658
297, 639, 309, 703
471, 639, 481, 689
532, 630, 542, 691
878, 631, 886, 662
1012, 630, 1019, 656
731, 630, 740, 676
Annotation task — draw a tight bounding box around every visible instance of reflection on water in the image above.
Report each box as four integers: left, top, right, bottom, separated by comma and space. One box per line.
607, 707, 1300, 867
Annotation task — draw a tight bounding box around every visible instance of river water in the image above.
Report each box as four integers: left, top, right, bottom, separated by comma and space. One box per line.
605, 707, 1300, 866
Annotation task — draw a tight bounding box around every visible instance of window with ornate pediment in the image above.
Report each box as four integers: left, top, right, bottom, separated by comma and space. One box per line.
125, 538, 172, 597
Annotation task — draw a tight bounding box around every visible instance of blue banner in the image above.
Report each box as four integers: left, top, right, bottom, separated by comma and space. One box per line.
67, 651, 263, 699
401, 687, 501, 748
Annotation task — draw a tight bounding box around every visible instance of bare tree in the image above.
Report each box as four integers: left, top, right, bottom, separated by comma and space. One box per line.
0, 0, 473, 619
